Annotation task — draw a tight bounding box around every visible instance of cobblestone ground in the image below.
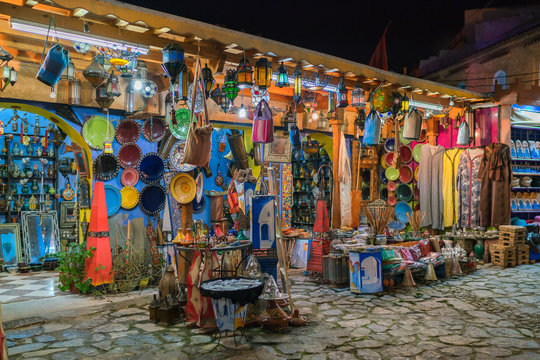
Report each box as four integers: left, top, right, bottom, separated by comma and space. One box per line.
6, 263, 540, 360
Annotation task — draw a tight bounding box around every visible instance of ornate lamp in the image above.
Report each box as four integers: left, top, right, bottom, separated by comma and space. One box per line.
95, 84, 114, 110
105, 72, 121, 97
337, 76, 348, 108
293, 65, 302, 104
401, 94, 409, 113
237, 54, 253, 89
305, 72, 330, 91
162, 43, 184, 85
351, 81, 365, 108
1, 66, 16, 92
211, 84, 222, 106
212, 85, 232, 113
276, 62, 289, 88
83, 56, 107, 88
201, 63, 214, 98
254, 57, 272, 89
65, 59, 76, 80
222, 69, 239, 103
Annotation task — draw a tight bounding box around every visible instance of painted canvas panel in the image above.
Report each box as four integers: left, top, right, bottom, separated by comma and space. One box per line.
349, 251, 383, 294
251, 195, 276, 249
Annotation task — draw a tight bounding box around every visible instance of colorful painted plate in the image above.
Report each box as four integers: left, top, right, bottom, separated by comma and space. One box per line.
170, 173, 196, 204
82, 116, 115, 150
115, 119, 140, 145
387, 196, 397, 206
380, 154, 388, 169
413, 144, 422, 163
138, 152, 165, 184
93, 153, 120, 182
384, 152, 394, 168
104, 185, 122, 217
120, 186, 139, 210
396, 183, 412, 202
121, 168, 139, 187
384, 138, 395, 152
395, 201, 412, 223
192, 195, 206, 214
385, 167, 399, 181
414, 166, 419, 181
139, 184, 166, 215
143, 117, 166, 143
400, 145, 412, 164
118, 143, 142, 169
169, 141, 196, 172
387, 181, 397, 192
171, 108, 191, 140
399, 165, 413, 183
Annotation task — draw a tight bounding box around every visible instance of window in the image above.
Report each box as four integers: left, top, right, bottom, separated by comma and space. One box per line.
492, 70, 508, 91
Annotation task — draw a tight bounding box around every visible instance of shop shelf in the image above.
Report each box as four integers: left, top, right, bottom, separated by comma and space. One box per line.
11, 155, 55, 160
512, 187, 540, 190
511, 173, 540, 176
511, 210, 540, 213
512, 158, 540, 162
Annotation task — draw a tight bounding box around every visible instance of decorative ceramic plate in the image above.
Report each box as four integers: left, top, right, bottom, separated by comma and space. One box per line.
384, 152, 394, 168
396, 183, 412, 202
387, 196, 397, 206
169, 141, 196, 172
121, 168, 139, 187
385, 167, 399, 182
384, 138, 395, 152
115, 119, 140, 145
379, 170, 388, 184
195, 172, 203, 202
387, 181, 397, 192
413, 144, 422, 163
139, 184, 166, 215
380, 154, 388, 169
104, 185, 122, 217
120, 186, 139, 210
192, 195, 205, 214
138, 152, 165, 184
170, 173, 196, 204
395, 201, 412, 223
118, 143, 142, 168
82, 116, 115, 150
414, 166, 419, 181
399, 145, 412, 164
142, 117, 166, 143
171, 108, 191, 140
399, 165, 413, 184
93, 153, 120, 182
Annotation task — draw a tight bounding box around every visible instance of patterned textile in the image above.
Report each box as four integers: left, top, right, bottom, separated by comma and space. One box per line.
456, 148, 484, 228
281, 163, 293, 230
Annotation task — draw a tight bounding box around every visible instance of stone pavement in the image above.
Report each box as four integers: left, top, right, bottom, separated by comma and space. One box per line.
5, 263, 540, 359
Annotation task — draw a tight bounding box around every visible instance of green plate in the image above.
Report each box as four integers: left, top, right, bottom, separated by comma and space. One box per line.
413, 144, 422, 163
399, 127, 411, 145
171, 108, 191, 140
82, 116, 115, 150
385, 167, 399, 181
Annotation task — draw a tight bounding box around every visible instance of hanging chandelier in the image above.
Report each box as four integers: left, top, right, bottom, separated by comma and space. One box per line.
98, 45, 141, 67
303, 71, 331, 91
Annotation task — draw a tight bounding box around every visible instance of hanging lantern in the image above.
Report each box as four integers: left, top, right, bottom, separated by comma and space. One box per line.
178, 64, 189, 101
83, 56, 107, 88
465, 104, 474, 141
276, 62, 289, 88
68, 79, 81, 105
161, 43, 184, 85
95, 84, 114, 110
105, 72, 121, 97
355, 108, 366, 128
201, 63, 214, 98
351, 81, 365, 108
254, 57, 272, 89
219, 94, 231, 113
401, 94, 409, 113
337, 76, 348, 108
307, 72, 330, 91
118, 60, 137, 78
125, 80, 135, 115
293, 65, 302, 104
64, 59, 75, 80
210, 84, 222, 106
222, 69, 239, 103
0, 46, 13, 65
237, 54, 253, 88
141, 79, 158, 98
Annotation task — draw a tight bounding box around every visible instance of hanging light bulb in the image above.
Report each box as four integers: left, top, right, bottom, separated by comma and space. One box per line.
239, 103, 247, 118
133, 74, 143, 91
49, 86, 56, 99
311, 110, 319, 120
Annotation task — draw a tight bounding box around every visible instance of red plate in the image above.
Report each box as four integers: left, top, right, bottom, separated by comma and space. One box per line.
121, 168, 139, 186
384, 152, 394, 168
399, 165, 413, 183
387, 181, 397, 192
115, 119, 140, 145
143, 117, 166, 143
118, 143, 142, 169
399, 145, 413, 164
387, 196, 397, 206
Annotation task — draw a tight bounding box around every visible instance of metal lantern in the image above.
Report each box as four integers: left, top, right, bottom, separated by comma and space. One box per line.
179, 64, 189, 101
118, 60, 137, 78
1, 66, 16, 91
210, 84, 222, 106
254, 57, 272, 89
465, 104, 474, 139
162, 43, 184, 85
355, 108, 366, 127
351, 81, 365, 108
237, 54, 253, 88
65, 59, 76, 80
307, 72, 327, 91
401, 94, 409, 113
83, 56, 107, 88
125, 80, 135, 115
276, 62, 288, 88
105, 72, 121, 97
142, 79, 158, 98
219, 94, 231, 113
337, 76, 348, 108
68, 79, 81, 105
222, 69, 239, 102
201, 63, 214, 98
95, 84, 114, 110
293, 65, 302, 104
0, 46, 13, 64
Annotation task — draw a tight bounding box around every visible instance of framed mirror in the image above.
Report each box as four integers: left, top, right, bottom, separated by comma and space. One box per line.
21, 211, 60, 263
0, 223, 22, 266
60, 201, 77, 228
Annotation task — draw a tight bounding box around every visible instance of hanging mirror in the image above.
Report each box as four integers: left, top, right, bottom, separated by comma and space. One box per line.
21, 211, 60, 263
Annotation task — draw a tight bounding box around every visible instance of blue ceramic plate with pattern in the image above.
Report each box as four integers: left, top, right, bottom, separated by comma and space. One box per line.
138, 152, 165, 184
104, 185, 122, 217
395, 201, 412, 224
169, 141, 196, 172
139, 184, 166, 215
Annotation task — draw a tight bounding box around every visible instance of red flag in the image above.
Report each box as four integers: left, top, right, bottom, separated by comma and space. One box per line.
369, 22, 391, 71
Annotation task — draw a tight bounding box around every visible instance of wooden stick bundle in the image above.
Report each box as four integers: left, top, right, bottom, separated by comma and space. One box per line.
406, 210, 424, 232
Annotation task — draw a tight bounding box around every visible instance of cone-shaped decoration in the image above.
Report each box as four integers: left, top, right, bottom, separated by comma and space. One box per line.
402, 267, 416, 287
84, 181, 113, 286
162, 197, 172, 233
452, 258, 463, 276
424, 263, 437, 281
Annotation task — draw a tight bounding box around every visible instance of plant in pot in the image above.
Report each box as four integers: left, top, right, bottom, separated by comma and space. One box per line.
57, 243, 95, 294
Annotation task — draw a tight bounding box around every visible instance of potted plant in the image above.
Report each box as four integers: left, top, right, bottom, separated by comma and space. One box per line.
111, 249, 161, 293
57, 243, 95, 295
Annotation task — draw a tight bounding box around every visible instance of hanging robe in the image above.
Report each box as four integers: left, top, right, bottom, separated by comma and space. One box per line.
442, 148, 463, 227
456, 148, 484, 228
418, 144, 445, 230
338, 132, 352, 227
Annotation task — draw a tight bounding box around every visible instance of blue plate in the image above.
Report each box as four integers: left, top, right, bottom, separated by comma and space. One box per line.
384, 138, 395, 152
379, 170, 388, 184
138, 152, 165, 184
104, 185, 122, 217
139, 184, 166, 215
192, 195, 206, 214
395, 201, 412, 224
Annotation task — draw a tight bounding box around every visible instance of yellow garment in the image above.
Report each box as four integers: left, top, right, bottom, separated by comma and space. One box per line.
443, 148, 462, 227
